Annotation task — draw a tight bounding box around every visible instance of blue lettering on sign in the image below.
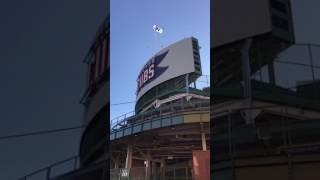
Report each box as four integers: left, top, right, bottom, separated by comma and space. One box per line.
137, 50, 169, 94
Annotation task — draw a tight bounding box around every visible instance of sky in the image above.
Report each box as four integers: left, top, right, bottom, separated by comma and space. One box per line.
0, 0, 106, 179
110, 0, 320, 120
0, 0, 320, 179
110, 0, 210, 120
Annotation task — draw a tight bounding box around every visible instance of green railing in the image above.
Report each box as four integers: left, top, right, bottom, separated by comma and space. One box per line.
110, 99, 209, 140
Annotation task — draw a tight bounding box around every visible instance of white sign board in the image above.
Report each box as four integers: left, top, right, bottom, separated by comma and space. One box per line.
136, 37, 197, 100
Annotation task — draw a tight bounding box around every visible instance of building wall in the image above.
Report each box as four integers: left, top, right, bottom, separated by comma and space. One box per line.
80, 16, 109, 166
83, 82, 109, 125
212, 0, 294, 48
212, 0, 271, 48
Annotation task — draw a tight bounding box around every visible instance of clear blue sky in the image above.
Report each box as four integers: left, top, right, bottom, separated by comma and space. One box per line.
111, 0, 210, 120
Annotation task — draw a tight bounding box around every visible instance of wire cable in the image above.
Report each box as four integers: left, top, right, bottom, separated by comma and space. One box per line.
111, 101, 136, 106
0, 125, 87, 141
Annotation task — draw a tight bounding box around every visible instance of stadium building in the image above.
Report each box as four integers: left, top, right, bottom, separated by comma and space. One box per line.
17, 14, 109, 180
110, 37, 210, 180
212, 0, 320, 179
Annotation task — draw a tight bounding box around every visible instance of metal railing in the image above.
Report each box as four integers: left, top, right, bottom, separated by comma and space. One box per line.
110, 75, 210, 131
111, 111, 136, 131
111, 98, 210, 132
17, 156, 79, 180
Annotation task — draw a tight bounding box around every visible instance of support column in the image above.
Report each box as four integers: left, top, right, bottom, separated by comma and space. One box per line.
152, 161, 157, 180
125, 143, 133, 177
145, 151, 152, 180
201, 132, 207, 151
241, 39, 255, 125
307, 43, 315, 81
200, 123, 207, 151
160, 158, 166, 180
185, 73, 190, 94
114, 157, 120, 169
268, 62, 276, 85
241, 39, 252, 98
189, 160, 194, 178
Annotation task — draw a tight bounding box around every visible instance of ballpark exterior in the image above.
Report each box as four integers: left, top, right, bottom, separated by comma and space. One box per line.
56, 17, 110, 179
79, 16, 109, 168
110, 37, 210, 180
17, 15, 110, 180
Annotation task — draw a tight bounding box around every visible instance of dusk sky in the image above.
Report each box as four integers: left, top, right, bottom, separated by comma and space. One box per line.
110, 0, 320, 120
0, 0, 320, 179
110, 0, 210, 120
0, 0, 106, 179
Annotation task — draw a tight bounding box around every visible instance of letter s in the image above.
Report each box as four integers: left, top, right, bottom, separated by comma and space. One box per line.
149, 64, 154, 79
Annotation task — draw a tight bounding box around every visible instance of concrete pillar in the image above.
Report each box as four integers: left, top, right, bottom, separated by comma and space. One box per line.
308, 43, 316, 81
185, 73, 190, 94
200, 123, 207, 151
152, 161, 157, 180
189, 160, 194, 178
201, 132, 207, 151
114, 157, 119, 169
160, 158, 166, 180
268, 62, 276, 85
125, 143, 133, 177
145, 151, 152, 180
241, 39, 252, 98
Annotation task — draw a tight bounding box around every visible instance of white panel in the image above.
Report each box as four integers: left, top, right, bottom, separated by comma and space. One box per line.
136, 37, 196, 100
